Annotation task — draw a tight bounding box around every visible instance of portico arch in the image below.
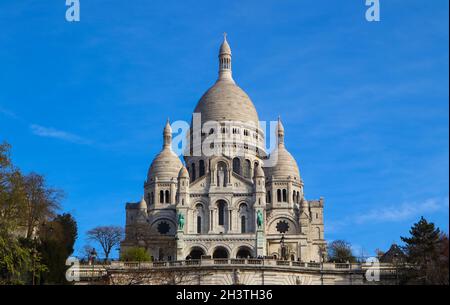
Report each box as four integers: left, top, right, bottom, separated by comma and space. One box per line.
187, 247, 206, 260
212, 246, 229, 259
235, 246, 253, 258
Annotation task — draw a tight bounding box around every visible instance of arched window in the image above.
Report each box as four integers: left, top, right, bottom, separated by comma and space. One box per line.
165, 190, 170, 203
239, 203, 248, 233
232, 157, 241, 175
159, 190, 164, 203
148, 192, 152, 205
277, 189, 281, 202
297, 192, 300, 203
196, 204, 204, 234
282, 189, 287, 202
241, 216, 246, 233
243, 159, 251, 178
293, 192, 296, 202
199, 160, 205, 177
267, 191, 271, 203
218, 201, 226, 226
197, 216, 202, 234
191, 163, 196, 181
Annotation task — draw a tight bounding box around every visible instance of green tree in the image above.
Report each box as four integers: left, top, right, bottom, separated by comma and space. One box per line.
121, 247, 152, 262
38, 213, 78, 284
0, 231, 32, 284
401, 217, 446, 284
0, 142, 76, 284
0, 142, 31, 284
327, 240, 356, 263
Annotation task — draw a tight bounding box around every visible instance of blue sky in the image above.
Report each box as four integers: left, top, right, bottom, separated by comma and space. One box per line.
0, 0, 448, 258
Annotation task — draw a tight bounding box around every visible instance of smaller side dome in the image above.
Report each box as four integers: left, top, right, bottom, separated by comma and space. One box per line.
147, 120, 183, 182
178, 166, 189, 179
264, 117, 301, 180
138, 196, 147, 210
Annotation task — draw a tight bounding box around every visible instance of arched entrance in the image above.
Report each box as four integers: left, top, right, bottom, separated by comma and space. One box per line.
236, 247, 253, 259
213, 246, 229, 259
187, 247, 205, 260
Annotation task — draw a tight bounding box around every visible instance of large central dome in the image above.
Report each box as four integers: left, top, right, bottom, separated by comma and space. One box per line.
193, 35, 260, 126
194, 80, 259, 125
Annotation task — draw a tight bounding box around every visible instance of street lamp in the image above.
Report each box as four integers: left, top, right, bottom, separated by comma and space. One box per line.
89, 248, 97, 281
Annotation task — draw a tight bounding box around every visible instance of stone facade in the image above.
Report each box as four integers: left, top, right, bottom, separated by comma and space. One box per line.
121, 35, 326, 263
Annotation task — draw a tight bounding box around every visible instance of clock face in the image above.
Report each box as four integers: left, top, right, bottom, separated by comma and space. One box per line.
276, 220, 289, 233
157, 221, 170, 234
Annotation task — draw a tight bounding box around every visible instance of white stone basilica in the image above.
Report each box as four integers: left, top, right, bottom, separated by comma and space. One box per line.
121, 36, 326, 263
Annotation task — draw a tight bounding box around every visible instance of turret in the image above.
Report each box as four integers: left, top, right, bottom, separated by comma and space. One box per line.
177, 166, 190, 206
253, 163, 266, 207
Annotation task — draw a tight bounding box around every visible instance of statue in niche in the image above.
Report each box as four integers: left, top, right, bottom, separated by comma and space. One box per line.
217, 163, 227, 187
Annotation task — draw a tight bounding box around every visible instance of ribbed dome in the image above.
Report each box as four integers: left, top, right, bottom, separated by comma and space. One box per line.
138, 196, 147, 210
264, 146, 300, 180
147, 148, 183, 181
263, 118, 300, 180
194, 80, 259, 126
147, 120, 183, 182
178, 166, 189, 178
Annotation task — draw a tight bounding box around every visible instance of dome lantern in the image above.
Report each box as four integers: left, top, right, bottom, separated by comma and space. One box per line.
163, 118, 172, 149
218, 33, 234, 83
277, 117, 285, 147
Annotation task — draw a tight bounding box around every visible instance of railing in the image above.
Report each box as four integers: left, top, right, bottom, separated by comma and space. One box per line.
185, 259, 200, 266
307, 262, 321, 268
247, 259, 262, 265
335, 263, 350, 269
292, 261, 305, 267
77, 259, 382, 277
75, 260, 405, 283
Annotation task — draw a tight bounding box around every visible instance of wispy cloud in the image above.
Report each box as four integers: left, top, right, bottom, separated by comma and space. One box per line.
354, 197, 449, 224
0, 106, 20, 120
327, 197, 449, 233
30, 124, 92, 145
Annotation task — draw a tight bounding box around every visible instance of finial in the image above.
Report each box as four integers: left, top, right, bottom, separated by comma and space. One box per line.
223, 32, 227, 41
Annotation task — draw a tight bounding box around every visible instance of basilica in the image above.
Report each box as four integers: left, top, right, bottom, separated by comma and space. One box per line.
121, 36, 326, 263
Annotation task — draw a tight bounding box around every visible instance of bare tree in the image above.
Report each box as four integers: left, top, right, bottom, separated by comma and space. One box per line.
23, 173, 62, 238
327, 240, 356, 263
87, 226, 123, 261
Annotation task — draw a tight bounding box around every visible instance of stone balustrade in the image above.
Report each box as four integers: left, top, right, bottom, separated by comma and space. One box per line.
77, 258, 382, 275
